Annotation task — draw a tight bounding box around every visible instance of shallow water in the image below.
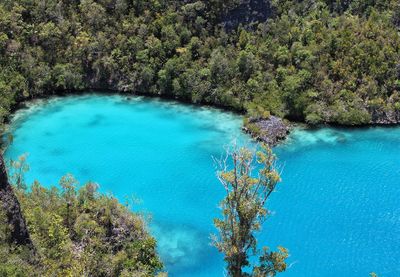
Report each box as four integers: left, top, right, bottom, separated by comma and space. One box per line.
4, 94, 400, 276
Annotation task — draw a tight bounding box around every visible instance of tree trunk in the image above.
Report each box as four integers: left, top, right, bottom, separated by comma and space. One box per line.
0, 154, 32, 246
228, 256, 244, 277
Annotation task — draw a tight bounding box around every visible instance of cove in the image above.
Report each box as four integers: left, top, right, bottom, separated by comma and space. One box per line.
4, 94, 400, 277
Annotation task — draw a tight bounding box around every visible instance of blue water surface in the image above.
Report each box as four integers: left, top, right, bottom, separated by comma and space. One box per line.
4, 94, 400, 277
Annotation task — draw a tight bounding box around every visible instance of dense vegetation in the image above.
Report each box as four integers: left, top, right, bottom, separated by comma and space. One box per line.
0, 1, 395, 275
0, 0, 400, 127
1, 157, 163, 276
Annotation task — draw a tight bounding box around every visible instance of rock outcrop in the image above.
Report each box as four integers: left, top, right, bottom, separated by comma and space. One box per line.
0, 154, 32, 246
243, 116, 290, 146
370, 107, 400, 125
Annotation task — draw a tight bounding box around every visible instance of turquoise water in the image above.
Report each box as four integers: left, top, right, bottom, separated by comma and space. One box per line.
4, 94, 400, 276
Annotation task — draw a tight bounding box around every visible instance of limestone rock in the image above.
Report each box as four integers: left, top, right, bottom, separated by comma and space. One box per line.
0, 155, 32, 246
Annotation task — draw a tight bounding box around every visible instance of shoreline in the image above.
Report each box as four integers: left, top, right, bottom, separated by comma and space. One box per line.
1, 91, 247, 149
8, 88, 246, 124
5, 90, 400, 149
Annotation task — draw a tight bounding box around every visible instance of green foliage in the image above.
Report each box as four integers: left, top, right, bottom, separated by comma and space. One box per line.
0, 0, 399, 126
1, 158, 163, 276
0, 209, 36, 276
7, 154, 29, 190
212, 144, 288, 276
21, 179, 163, 276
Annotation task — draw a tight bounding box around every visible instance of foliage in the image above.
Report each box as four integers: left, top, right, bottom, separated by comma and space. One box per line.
1, 161, 163, 276
0, 0, 399, 126
212, 144, 288, 276
0, 1, 396, 274
7, 154, 29, 190
0, 208, 36, 276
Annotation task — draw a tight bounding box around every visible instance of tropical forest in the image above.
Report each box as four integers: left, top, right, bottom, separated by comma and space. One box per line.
0, 0, 399, 276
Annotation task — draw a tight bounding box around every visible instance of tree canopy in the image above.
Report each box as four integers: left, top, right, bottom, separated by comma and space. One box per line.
0, 0, 399, 126
1, 169, 163, 276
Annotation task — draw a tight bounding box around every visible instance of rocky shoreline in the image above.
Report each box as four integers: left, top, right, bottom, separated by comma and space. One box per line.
242, 116, 290, 146
243, 105, 400, 147
370, 107, 400, 125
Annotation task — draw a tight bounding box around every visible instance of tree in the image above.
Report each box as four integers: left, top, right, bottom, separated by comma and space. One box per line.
212, 144, 288, 277
7, 154, 29, 190
59, 174, 78, 231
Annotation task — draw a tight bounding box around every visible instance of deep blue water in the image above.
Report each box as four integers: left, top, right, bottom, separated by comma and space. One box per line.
4, 94, 400, 276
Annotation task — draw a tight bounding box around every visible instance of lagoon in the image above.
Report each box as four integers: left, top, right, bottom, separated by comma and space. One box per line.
4, 94, 400, 276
